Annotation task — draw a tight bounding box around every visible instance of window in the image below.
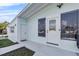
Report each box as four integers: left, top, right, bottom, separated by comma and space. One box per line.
38, 18, 46, 37
49, 20, 56, 31
61, 10, 78, 40
10, 26, 14, 33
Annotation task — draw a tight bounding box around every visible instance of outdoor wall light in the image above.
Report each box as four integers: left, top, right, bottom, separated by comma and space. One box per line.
57, 3, 63, 8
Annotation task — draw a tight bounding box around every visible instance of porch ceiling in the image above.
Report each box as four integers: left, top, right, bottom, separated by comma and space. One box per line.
18, 3, 49, 19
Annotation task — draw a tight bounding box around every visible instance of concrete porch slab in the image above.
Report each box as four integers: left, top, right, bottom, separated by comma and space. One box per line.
20, 41, 77, 56
0, 40, 77, 56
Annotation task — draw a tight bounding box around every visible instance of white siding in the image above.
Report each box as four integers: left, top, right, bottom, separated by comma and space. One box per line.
17, 17, 28, 42
8, 3, 79, 52
59, 3, 79, 52
26, 4, 60, 44
7, 19, 18, 42
24, 3, 79, 52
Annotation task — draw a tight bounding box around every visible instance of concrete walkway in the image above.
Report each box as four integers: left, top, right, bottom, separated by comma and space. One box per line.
0, 43, 25, 55
20, 41, 77, 56
0, 40, 78, 56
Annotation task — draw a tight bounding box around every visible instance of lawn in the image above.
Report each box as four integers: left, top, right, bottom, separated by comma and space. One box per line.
0, 39, 17, 48
1, 47, 35, 56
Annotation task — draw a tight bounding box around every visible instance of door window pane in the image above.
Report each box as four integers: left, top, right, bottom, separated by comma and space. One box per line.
49, 20, 56, 31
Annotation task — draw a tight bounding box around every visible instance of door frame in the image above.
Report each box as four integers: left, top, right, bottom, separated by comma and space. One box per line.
20, 24, 27, 41
46, 16, 60, 46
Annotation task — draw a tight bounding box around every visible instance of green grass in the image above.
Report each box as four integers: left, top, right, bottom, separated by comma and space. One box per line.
0, 39, 16, 48
1, 47, 35, 56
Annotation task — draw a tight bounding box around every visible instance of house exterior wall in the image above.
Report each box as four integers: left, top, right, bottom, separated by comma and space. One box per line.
17, 17, 28, 42
7, 18, 18, 42
23, 3, 79, 52
7, 3, 79, 53
59, 3, 79, 52
7, 17, 28, 43
25, 3, 60, 45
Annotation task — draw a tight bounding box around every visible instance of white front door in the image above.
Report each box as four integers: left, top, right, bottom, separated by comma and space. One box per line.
20, 24, 27, 41
47, 17, 60, 46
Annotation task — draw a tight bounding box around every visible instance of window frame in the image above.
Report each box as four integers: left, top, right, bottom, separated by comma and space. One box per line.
38, 18, 46, 37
